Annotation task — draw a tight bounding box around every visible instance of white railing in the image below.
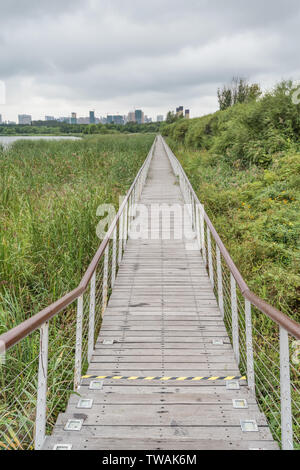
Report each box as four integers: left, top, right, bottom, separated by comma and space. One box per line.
0, 137, 156, 450
161, 135, 300, 450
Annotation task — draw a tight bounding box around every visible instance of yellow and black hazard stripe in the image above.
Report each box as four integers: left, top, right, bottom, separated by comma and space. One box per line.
81, 374, 247, 382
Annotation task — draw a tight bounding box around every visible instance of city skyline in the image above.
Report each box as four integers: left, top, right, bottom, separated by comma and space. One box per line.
1, 107, 193, 124
0, 106, 181, 124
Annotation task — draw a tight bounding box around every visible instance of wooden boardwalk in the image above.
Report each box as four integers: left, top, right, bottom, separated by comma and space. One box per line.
44, 138, 277, 450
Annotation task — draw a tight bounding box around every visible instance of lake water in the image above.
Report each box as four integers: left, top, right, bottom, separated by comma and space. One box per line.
0, 135, 81, 148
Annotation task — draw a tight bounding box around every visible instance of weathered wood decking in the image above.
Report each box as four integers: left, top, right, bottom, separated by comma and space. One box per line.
44, 138, 277, 450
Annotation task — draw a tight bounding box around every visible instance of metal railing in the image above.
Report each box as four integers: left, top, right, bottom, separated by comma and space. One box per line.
0, 137, 156, 450
161, 135, 300, 450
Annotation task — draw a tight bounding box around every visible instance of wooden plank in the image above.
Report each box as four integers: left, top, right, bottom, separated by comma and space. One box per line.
56, 407, 268, 426
91, 355, 236, 363
43, 435, 278, 450
69, 391, 257, 405
85, 368, 241, 376
48, 424, 274, 441
92, 349, 235, 356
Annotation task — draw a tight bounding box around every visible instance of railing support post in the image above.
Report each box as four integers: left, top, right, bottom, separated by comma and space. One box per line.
199, 205, 206, 267
195, 204, 201, 251
207, 227, 214, 288
245, 299, 255, 394
74, 294, 83, 391
102, 244, 109, 313
123, 201, 128, 249
280, 326, 293, 450
35, 321, 49, 450
112, 227, 117, 287
231, 274, 239, 365
118, 210, 123, 266
88, 271, 96, 363
216, 247, 224, 318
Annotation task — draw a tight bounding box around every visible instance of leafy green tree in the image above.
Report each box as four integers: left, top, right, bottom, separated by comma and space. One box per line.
166, 111, 179, 124
218, 77, 261, 110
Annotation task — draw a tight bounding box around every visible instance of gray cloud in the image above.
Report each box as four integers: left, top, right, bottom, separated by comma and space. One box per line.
0, 0, 299, 120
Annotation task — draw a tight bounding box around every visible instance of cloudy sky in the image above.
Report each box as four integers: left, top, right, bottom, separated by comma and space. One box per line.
1, 0, 300, 121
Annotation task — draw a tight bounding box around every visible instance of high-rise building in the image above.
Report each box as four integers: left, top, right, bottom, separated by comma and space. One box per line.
127, 111, 135, 123
135, 109, 144, 124
18, 114, 32, 125
70, 112, 77, 124
157, 115, 164, 122
45, 116, 55, 121
185, 109, 190, 119
176, 106, 184, 117
0, 114, 2, 124
89, 111, 95, 124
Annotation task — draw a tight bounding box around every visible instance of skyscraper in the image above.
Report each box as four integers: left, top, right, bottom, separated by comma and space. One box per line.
0, 114, 2, 124
185, 109, 190, 119
176, 106, 184, 117
70, 112, 77, 124
157, 115, 164, 122
127, 111, 135, 122
135, 109, 144, 124
89, 111, 95, 124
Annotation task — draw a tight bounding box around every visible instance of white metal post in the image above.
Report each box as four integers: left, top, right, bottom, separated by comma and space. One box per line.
123, 201, 128, 249
280, 326, 293, 450
35, 322, 49, 450
199, 205, 206, 267
231, 274, 239, 365
102, 243, 109, 313
195, 204, 201, 251
118, 211, 123, 266
191, 197, 195, 229
74, 294, 83, 391
112, 227, 117, 287
245, 299, 255, 394
216, 247, 224, 318
207, 227, 214, 288
128, 193, 133, 234
88, 271, 96, 363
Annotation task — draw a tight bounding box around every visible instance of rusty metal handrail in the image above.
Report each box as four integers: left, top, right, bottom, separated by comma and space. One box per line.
161, 136, 300, 340
0, 138, 156, 351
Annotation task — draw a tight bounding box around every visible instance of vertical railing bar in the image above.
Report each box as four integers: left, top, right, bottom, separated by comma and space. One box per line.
88, 271, 96, 363
112, 227, 117, 287
280, 326, 293, 450
207, 226, 214, 288
195, 204, 201, 251
231, 274, 239, 365
102, 243, 109, 313
74, 294, 83, 391
245, 299, 255, 394
118, 210, 123, 266
199, 205, 206, 267
34, 321, 49, 450
123, 201, 128, 249
216, 247, 224, 318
